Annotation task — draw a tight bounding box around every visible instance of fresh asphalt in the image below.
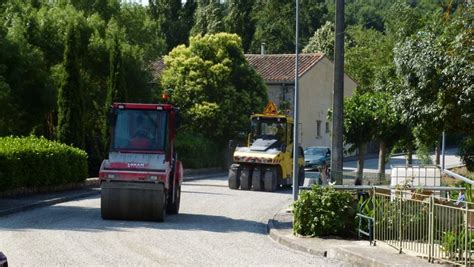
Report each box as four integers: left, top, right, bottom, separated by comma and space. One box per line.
0, 175, 350, 266
0, 149, 463, 265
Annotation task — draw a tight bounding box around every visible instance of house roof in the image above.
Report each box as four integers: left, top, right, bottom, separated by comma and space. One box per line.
150, 60, 166, 77
151, 53, 325, 83
244, 53, 324, 83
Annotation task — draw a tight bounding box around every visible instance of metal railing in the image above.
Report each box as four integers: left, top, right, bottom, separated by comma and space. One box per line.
373, 188, 473, 266
356, 213, 374, 244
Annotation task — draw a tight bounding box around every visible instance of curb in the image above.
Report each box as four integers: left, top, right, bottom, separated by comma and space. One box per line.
266, 208, 435, 267
267, 212, 327, 258
0, 189, 100, 217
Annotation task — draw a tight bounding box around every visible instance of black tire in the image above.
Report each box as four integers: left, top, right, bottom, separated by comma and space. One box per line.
228, 164, 241, 189
298, 167, 305, 186
252, 167, 264, 191
240, 167, 252, 190
264, 167, 277, 192
166, 185, 181, 214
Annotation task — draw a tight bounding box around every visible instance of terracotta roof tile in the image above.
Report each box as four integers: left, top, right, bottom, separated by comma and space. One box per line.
151, 53, 325, 82
244, 53, 324, 83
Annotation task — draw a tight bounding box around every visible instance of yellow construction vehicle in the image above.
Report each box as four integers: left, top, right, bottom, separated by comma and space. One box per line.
228, 101, 305, 191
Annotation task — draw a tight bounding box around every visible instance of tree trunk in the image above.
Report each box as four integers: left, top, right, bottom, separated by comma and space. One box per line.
407, 143, 413, 165
435, 141, 441, 165
378, 140, 386, 181
356, 142, 367, 185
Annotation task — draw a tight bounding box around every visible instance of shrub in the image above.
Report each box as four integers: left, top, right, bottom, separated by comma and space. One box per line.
293, 185, 357, 237
0, 136, 88, 191
174, 132, 223, 169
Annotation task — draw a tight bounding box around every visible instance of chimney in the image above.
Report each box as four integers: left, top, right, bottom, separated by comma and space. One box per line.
261, 42, 266, 55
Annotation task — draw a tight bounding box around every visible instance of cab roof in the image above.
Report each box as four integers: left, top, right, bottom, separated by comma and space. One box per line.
251, 113, 293, 124
112, 103, 174, 111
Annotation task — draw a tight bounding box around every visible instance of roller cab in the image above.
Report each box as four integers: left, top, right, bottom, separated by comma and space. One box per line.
99, 103, 183, 222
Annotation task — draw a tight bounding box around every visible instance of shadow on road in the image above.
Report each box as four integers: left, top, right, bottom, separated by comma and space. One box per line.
0, 200, 268, 235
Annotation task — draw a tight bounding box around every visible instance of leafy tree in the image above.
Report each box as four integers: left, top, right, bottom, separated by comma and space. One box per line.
161, 33, 268, 145
190, 0, 225, 36
394, 34, 453, 145
57, 23, 85, 149
345, 26, 394, 93
343, 91, 378, 184
303, 21, 334, 59
459, 135, 474, 172
149, 0, 186, 51
251, 0, 293, 53
0, 2, 55, 137
392, 2, 472, 164
118, 4, 165, 60
298, 0, 329, 49
371, 92, 401, 177
224, 0, 256, 52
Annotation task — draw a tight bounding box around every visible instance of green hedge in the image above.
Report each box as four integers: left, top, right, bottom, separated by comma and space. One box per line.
0, 136, 88, 191
174, 132, 223, 169
293, 185, 357, 237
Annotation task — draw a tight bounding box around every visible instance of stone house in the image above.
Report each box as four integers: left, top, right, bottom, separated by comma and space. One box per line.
245, 53, 356, 149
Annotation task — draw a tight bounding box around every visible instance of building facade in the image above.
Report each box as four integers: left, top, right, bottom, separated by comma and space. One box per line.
246, 53, 357, 149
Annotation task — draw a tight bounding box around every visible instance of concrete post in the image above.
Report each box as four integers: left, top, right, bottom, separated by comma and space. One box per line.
331, 0, 345, 184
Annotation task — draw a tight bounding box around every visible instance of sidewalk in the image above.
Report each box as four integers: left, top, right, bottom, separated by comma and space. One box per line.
267, 206, 440, 267
0, 169, 227, 217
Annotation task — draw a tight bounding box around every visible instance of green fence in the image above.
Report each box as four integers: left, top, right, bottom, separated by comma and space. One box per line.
373, 188, 473, 266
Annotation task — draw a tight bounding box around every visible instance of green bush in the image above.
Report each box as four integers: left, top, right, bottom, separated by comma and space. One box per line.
174, 132, 223, 169
293, 185, 357, 237
0, 136, 88, 191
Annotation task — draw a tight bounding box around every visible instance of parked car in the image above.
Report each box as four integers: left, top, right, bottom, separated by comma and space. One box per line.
304, 146, 330, 171
0, 252, 7, 267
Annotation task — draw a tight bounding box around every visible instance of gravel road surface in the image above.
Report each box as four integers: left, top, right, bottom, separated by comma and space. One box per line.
0, 176, 350, 266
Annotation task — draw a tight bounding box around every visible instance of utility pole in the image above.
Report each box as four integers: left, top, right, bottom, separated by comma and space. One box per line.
292, 0, 300, 201
331, 0, 344, 184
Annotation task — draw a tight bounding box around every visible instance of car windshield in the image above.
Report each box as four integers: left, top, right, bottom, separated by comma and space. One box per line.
304, 147, 327, 156
112, 109, 167, 151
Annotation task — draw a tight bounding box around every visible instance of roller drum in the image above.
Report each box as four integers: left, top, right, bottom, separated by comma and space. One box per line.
101, 181, 166, 222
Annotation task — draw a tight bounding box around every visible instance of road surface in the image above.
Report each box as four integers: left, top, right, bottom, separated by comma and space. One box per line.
0, 176, 349, 266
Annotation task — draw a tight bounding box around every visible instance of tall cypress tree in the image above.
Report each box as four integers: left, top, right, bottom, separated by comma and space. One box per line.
106, 34, 126, 106
57, 23, 85, 149
102, 20, 127, 150
181, 0, 197, 42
